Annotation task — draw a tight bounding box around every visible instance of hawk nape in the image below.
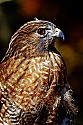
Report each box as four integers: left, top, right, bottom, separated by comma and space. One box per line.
0, 18, 78, 125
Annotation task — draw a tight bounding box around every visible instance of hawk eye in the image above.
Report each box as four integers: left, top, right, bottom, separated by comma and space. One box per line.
37, 28, 46, 35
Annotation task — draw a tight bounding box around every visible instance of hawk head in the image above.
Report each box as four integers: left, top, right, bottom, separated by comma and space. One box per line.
2, 18, 64, 61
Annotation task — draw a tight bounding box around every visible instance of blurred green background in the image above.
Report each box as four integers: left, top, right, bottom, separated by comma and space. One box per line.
0, 0, 83, 124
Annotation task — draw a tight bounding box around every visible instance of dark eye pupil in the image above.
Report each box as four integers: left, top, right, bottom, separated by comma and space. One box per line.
38, 28, 45, 35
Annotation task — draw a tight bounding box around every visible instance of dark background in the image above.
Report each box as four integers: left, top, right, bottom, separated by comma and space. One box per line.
0, 0, 83, 124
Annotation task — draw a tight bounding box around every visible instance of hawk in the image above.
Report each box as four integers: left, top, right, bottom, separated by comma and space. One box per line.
0, 18, 78, 125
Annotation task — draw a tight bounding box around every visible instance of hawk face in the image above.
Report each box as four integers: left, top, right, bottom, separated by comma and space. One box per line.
3, 19, 64, 61
28, 21, 64, 53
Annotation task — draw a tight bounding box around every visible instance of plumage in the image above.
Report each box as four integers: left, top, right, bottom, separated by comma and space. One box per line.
0, 19, 78, 125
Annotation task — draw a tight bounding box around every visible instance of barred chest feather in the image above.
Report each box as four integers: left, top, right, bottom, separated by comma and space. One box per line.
0, 51, 66, 125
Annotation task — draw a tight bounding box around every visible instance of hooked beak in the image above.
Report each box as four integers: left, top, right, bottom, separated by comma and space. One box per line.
52, 27, 65, 41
